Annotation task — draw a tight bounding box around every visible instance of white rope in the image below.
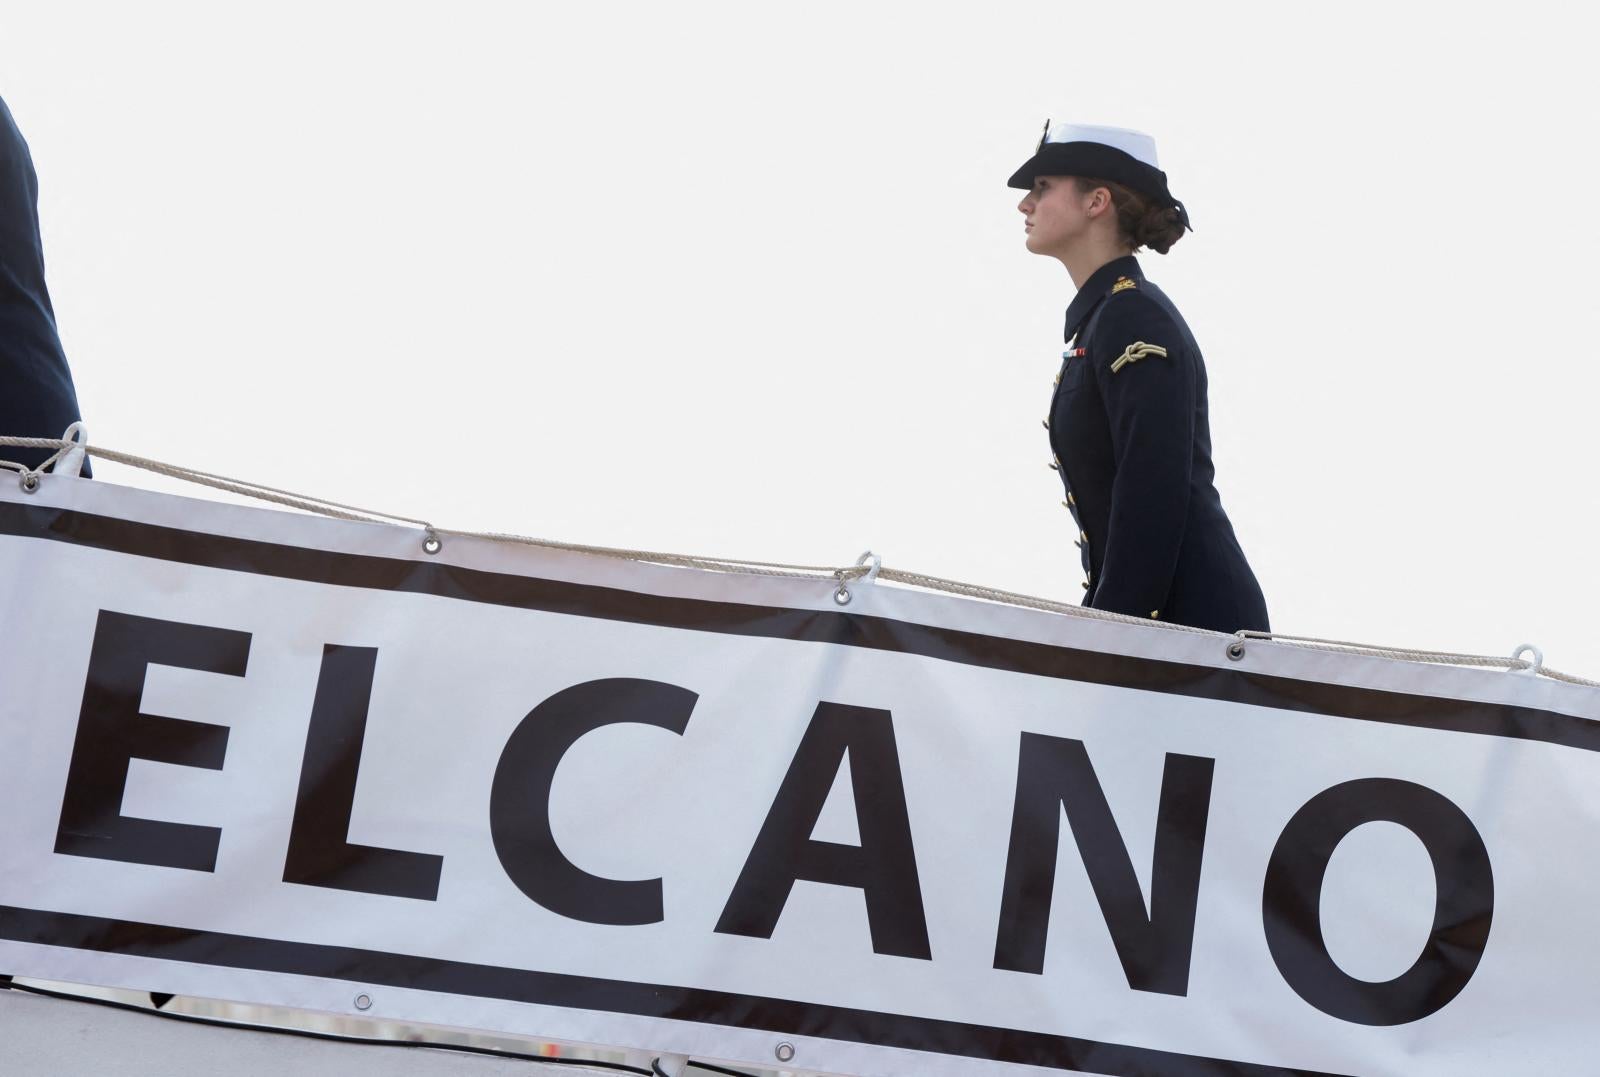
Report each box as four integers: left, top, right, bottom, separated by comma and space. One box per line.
1227, 630, 1600, 689
0, 436, 873, 583
875, 566, 1214, 634
1, 437, 431, 528
3, 434, 1596, 689
435, 525, 876, 582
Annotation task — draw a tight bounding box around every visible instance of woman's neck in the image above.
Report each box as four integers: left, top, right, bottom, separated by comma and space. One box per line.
1061, 241, 1136, 291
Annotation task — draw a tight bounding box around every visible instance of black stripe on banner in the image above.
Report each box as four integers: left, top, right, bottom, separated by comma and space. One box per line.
0, 501, 1594, 751
0, 905, 1351, 1077
2, 500, 1596, 751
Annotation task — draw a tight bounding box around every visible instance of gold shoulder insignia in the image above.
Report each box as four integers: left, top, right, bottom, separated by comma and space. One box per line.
1111, 276, 1137, 294
1110, 341, 1168, 373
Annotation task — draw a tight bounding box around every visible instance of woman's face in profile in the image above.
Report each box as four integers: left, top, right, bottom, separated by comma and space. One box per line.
1017, 175, 1089, 257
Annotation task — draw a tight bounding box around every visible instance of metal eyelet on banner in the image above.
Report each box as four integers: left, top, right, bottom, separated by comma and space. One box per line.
353, 992, 372, 1010
422, 530, 442, 555
19, 471, 39, 494
1228, 629, 1273, 662
835, 550, 881, 606
775, 1041, 797, 1063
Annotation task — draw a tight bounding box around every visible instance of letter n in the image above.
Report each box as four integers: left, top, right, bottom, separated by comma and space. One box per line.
993, 733, 1214, 995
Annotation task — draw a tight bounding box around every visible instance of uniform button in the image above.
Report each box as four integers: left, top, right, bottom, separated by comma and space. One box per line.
1061, 499, 1071, 510
1081, 581, 1090, 590
1041, 418, 1050, 431
1074, 540, 1084, 550
1150, 610, 1161, 619
1047, 459, 1059, 471
1066, 492, 1076, 506
1079, 529, 1088, 542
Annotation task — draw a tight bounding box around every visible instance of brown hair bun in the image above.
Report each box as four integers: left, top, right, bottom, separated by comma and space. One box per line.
1072, 176, 1187, 255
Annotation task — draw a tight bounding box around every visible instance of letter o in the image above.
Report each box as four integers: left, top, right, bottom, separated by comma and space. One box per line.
1262, 778, 1494, 1025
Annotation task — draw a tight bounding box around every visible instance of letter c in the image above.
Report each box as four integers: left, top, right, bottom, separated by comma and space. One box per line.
490, 678, 696, 925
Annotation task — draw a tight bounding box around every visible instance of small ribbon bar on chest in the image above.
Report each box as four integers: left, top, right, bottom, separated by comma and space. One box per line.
1055, 346, 1088, 386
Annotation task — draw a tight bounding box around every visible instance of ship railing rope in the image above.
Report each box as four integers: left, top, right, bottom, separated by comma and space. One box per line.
4, 431, 1595, 691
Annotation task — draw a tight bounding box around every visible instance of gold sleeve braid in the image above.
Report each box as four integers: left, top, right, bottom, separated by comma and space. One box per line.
1110, 341, 1169, 374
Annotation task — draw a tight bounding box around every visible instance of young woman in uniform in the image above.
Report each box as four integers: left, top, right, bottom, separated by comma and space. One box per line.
1011, 122, 1267, 633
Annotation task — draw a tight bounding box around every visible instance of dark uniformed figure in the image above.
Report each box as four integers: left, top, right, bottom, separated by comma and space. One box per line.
1, 93, 89, 474
1011, 122, 1265, 633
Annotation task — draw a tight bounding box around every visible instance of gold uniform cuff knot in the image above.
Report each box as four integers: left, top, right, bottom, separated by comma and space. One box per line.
1110, 341, 1169, 373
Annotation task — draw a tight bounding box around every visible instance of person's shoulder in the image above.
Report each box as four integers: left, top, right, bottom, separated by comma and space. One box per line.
1089, 285, 1182, 355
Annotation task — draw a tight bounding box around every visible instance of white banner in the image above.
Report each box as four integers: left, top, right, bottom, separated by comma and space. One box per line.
2, 475, 1598, 1076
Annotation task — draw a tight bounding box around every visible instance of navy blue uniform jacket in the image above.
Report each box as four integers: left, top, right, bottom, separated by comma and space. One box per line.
1047, 255, 1266, 633
1, 95, 87, 474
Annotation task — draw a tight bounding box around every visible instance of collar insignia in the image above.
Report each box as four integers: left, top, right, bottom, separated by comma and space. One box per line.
1111, 276, 1137, 294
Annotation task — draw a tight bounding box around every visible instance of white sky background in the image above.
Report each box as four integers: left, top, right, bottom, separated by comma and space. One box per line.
3, 1, 1597, 677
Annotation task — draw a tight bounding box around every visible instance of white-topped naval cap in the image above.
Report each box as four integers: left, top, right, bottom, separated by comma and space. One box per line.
1009, 118, 1190, 231
1042, 122, 1160, 169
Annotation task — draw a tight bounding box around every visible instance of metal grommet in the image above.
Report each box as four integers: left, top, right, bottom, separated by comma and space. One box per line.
775, 1042, 797, 1063
833, 585, 851, 606
19, 472, 39, 494
1226, 640, 1246, 661
353, 993, 372, 1010
1510, 643, 1544, 675
422, 533, 442, 555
